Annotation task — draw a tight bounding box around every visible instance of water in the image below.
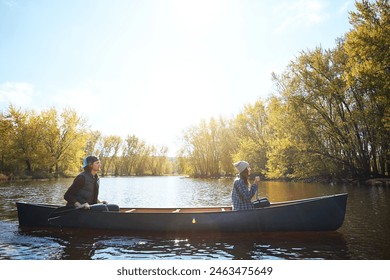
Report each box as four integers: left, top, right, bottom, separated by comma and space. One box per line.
0, 176, 389, 260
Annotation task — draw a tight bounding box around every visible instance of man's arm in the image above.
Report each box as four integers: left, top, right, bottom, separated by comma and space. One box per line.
64, 175, 85, 205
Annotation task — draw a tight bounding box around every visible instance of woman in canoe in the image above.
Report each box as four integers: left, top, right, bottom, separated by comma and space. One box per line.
232, 161, 260, 210
64, 155, 108, 209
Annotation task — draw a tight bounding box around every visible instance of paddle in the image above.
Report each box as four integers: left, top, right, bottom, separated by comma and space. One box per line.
47, 206, 84, 223
47, 204, 108, 222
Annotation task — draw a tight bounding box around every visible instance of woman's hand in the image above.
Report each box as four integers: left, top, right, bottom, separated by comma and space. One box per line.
254, 176, 260, 185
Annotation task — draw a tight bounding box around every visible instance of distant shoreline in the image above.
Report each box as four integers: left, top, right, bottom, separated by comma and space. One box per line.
1, 172, 389, 187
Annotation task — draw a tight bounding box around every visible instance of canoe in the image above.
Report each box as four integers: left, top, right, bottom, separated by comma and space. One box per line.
16, 193, 347, 233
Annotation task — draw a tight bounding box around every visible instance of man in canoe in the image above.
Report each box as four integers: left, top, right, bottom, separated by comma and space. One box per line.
64, 155, 108, 209
232, 161, 260, 210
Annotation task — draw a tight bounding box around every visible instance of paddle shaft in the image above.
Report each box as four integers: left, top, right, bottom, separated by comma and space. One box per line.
47, 204, 107, 222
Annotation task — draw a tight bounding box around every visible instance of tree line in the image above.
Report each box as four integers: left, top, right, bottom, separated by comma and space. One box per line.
0, 106, 172, 179
1, 1, 388, 182
178, 0, 390, 181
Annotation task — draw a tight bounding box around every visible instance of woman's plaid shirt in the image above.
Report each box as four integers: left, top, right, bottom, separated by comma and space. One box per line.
231, 178, 258, 210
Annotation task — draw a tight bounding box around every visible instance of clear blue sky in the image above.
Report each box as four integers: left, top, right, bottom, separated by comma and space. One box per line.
0, 0, 355, 156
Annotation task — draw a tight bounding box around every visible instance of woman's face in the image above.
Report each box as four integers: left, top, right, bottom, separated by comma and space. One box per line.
247, 167, 251, 175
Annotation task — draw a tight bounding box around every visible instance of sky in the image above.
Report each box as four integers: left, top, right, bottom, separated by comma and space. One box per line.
0, 0, 356, 156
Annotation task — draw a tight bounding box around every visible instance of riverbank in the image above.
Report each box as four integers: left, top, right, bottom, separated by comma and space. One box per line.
0, 172, 75, 182
0, 172, 181, 182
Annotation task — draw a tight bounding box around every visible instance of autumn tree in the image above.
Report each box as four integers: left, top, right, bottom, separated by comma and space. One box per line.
265, 96, 303, 179
41, 108, 88, 175
99, 135, 122, 176
84, 130, 103, 157
180, 118, 237, 177
148, 145, 169, 175
344, 0, 390, 176
233, 100, 268, 176
0, 110, 15, 174
120, 135, 148, 175
4, 106, 46, 174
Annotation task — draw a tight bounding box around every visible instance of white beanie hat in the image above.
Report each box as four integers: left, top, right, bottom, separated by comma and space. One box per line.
233, 161, 249, 173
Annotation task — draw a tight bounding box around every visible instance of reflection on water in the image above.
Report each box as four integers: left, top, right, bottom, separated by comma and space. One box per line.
11, 226, 349, 260
0, 176, 390, 259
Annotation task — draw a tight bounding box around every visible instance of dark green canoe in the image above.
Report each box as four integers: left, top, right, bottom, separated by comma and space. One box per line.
16, 193, 347, 233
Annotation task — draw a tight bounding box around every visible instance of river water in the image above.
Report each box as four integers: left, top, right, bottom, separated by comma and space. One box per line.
0, 176, 389, 260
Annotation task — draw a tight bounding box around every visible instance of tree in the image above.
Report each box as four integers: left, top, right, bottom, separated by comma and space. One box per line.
218, 117, 237, 176
270, 22, 389, 180
99, 135, 122, 176
84, 130, 103, 156
41, 108, 88, 175
121, 135, 148, 175
148, 145, 169, 175
233, 100, 268, 176
179, 118, 237, 177
5, 106, 46, 174
265, 96, 299, 179
344, 0, 390, 176
0, 111, 14, 174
